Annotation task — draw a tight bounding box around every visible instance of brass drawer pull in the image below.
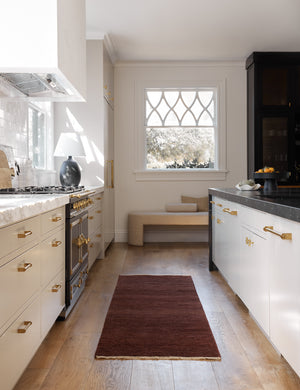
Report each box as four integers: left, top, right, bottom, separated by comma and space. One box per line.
245, 237, 254, 246
217, 218, 223, 224
52, 240, 62, 247
18, 263, 32, 272
263, 226, 292, 240
17, 321, 32, 333
223, 208, 238, 216
96, 210, 102, 214
52, 216, 62, 222
96, 197, 102, 200
210, 200, 215, 204
18, 230, 32, 238
52, 284, 62, 292
216, 203, 222, 207
96, 234, 102, 238
88, 216, 94, 220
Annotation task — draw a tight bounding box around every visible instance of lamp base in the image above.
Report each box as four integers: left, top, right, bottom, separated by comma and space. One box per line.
59, 156, 81, 187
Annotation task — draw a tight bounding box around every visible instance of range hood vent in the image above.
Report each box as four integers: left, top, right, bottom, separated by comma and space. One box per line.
0, 73, 68, 97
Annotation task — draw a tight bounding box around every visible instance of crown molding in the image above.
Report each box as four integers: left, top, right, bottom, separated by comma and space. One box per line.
86, 32, 118, 64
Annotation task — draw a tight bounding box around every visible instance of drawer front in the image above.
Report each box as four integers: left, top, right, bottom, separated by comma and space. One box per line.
41, 269, 65, 337
0, 215, 40, 266
0, 244, 40, 331
88, 230, 103, 269
0, 297, 41, 390
88, 208, 102, 234
41, 206, 65, 235
40, 227, 65, 288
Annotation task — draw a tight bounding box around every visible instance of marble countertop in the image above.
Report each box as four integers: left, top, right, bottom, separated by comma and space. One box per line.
0, 194, 69, 228
209, 188, 300, 223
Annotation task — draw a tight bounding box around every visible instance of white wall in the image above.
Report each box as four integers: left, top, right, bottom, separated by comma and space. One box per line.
114, 62, 247, 242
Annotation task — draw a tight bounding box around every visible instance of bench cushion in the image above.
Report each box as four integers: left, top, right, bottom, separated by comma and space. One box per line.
128, 211, 208, 246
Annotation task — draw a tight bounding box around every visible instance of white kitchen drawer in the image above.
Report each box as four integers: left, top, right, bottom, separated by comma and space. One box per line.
88, 207, 102, 234
0, 215, 40, 266
41, 268, 65, 338
40, 227, 65, 288
0, 244, 40, 332
41, 206, 65, 235
88, 229, 103, 269
0, 296, 41, 390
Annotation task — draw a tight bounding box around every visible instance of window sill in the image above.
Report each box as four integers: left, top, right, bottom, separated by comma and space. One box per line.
134, 169, 228, 181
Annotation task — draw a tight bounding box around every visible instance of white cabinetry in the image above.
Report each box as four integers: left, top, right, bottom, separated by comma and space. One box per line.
211, 195, 300, 377
88, 191, 104, 268
0, 205, 65, 390
54, 39, 115, 252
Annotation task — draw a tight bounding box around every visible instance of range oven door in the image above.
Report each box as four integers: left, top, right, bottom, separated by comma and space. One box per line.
67, 212, 89, 278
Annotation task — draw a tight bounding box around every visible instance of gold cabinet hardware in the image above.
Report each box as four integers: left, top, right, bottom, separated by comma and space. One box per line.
88, 216, 94, 220
84, 237, 91, 245
245, 237, 254, 247
17, 262, 32, 272
89, 243, 94, 248
52, 216, 62, 222
289, 102, 291, 108
96, 210, 102, 214
104, 85, 108, 89
70, 194, 82, 199
96, 197, 102, 200
263, 226, 292, 240
216, 203, 222, 207
17, 321, 32, 333
107, 160, 114, 189
217, 218, 223, 224
18, 230, 32, 238
52, 240, 62, 248
211, 215, 215, 220
210, 200, 215, 204
74, 278, 82, 288
96, 234, 102, 238
52, 284, 62, 292
223, 208, 238, 216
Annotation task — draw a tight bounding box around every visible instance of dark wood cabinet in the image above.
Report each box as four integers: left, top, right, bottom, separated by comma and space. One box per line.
246, 52, 300, 184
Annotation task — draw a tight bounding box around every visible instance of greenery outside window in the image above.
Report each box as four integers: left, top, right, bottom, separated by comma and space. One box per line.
145, 88, 216, 170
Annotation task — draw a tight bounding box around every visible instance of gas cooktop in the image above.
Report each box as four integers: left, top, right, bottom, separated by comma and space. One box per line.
0, 185, 85, 194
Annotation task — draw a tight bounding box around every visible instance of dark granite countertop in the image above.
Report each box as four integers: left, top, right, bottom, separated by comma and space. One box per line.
208, 188, 300, 223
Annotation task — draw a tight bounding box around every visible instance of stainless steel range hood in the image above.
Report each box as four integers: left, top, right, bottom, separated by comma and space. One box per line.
0, 0, 86, 101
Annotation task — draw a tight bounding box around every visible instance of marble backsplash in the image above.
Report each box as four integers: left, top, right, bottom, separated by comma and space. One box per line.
0, 100, 57, 187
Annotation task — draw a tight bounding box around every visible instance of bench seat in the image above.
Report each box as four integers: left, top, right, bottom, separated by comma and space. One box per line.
128, 211, 208, 246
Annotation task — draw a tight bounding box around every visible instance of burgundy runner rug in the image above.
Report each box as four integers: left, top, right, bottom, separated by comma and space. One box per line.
95, 275, 220, 360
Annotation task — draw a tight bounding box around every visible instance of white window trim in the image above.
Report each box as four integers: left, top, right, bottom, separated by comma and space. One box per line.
134, 79, 227, 181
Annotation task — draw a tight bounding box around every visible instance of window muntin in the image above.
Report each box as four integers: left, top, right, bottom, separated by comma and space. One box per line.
145, 88, 216, 169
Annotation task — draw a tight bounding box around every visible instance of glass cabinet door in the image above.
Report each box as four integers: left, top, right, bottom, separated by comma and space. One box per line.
262, 68, 288, 106
295, 66, 300, 109
262, 117, 289, 172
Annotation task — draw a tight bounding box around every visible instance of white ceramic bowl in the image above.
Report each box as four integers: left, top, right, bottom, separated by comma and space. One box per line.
235, 183, 261, 191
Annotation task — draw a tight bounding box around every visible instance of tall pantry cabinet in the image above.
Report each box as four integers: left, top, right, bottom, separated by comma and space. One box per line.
54, 39, 115, 255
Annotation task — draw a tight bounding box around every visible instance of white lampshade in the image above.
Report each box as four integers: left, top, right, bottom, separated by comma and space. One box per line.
54, 132, 86, 157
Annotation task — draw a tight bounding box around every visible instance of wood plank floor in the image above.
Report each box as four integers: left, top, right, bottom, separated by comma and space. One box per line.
14, 243, 300, 390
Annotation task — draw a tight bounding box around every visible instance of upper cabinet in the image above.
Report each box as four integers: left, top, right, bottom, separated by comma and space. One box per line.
103, 45, 114, 107
0, 0, 86, 101
246, 52, 300, 184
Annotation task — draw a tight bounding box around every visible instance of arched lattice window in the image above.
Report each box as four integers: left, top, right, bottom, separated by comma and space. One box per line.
145, 88, 216, 169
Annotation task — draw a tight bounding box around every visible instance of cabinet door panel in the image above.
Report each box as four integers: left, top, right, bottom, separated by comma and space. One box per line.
262, 67, 288, 106
269, 216, 300, 376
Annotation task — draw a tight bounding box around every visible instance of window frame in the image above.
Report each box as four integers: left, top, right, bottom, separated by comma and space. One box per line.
134, 79, 227, 181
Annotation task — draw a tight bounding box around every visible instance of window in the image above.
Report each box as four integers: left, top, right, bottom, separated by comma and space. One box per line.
28, 103, 47, 169
145, 88, 216, 170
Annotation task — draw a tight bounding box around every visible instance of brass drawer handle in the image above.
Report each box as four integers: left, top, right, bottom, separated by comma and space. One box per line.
52, 216, 62, 222
210, 200, 215, 204
96, 197, 102, 200
216, 203, 222, 207
52, 284, 62, 292
263, 226, 292, 240
245, 237, 254, 246
52, 240, 62, 247
17, 321, 32, 333
217, 218, 223, 224
88, 216, 94, 220
223, 208, 238, 216
18, 230, 32, 238
96, 210, 102, 214
96, 234, 102, 238
18, 263, 32, 272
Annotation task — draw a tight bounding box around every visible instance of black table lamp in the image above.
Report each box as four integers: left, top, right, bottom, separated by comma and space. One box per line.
54, 132, 86, 186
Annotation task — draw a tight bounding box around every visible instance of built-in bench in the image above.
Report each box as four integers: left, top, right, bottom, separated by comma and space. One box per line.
128, 211, 208, 246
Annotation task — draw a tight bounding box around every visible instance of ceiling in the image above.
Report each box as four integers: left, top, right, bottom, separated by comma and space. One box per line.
86, 0, 300, 63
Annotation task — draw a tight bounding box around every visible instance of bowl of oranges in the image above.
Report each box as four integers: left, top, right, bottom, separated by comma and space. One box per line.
254, 167, 278, 191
